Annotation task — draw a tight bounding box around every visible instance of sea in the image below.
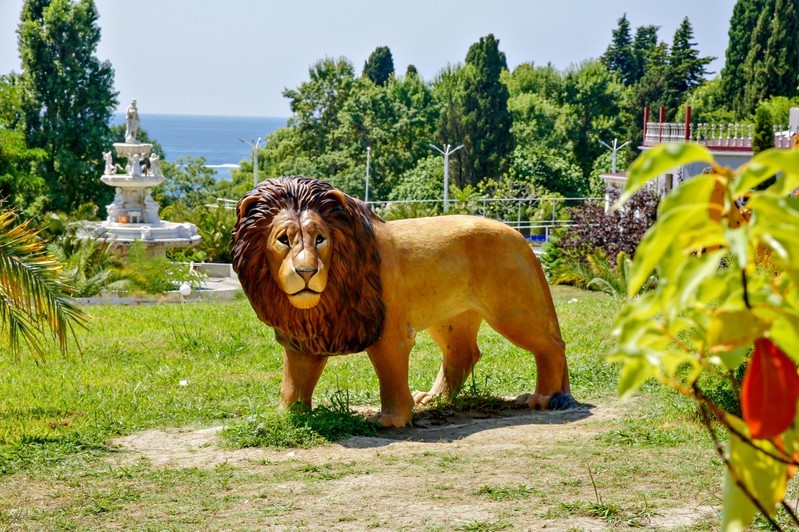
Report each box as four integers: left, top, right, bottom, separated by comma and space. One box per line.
111, 113, 287, 179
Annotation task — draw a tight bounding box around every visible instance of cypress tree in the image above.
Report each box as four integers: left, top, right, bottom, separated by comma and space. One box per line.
461, 34, 513, 184
753, 104, 775, 155
722, 0, 768, 113
363, 46, 395, 87
732, 0, 799, 117
602, 14, 635, 85
764, 0, 799, 98
742, 0, 776, 116
753, 104, 776, 188
630, 25, 659, 85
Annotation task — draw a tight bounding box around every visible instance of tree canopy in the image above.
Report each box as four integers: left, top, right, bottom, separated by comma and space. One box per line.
17, 0, 117, 212
725, 0, 799, 116
363, 46, 395, 87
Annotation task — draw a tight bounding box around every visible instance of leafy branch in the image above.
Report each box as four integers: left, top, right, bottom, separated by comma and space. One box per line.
612, 144, 799, 530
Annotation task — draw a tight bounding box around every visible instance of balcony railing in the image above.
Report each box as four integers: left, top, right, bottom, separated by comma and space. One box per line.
643, 122, 797, 150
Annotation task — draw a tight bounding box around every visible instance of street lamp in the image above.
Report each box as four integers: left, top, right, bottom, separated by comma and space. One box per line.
238, 137, 270, 188
429, 143, 463, 212
599, 138, 631, 174
365, 146, 371, 204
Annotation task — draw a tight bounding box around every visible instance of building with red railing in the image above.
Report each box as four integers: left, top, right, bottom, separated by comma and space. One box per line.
601, 105, 799, 202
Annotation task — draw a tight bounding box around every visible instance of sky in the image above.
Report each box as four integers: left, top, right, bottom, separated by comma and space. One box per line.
0, 0, 737, 118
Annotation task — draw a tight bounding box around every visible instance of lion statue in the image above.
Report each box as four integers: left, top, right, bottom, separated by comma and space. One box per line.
231, 176, 574, 427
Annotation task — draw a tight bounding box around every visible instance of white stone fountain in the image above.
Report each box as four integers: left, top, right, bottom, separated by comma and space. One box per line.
83, 99, 201, 257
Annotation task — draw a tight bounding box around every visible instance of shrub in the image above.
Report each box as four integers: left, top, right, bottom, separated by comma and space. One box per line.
542, 188, 658, 286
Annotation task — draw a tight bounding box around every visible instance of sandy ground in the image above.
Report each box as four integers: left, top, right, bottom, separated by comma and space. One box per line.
107, 400, 719, 530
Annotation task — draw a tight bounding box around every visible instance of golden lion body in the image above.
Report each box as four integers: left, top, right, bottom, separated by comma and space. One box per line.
232, 176, 573, 427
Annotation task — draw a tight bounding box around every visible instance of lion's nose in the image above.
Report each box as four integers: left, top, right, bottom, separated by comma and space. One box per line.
295, 267, 318, 283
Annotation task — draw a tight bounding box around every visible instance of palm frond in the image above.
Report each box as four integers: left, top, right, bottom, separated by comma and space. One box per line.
0, 210, 87, 358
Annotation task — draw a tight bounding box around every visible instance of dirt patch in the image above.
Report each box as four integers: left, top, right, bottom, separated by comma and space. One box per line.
110, 400, 606, 469
106, 399, 718, 530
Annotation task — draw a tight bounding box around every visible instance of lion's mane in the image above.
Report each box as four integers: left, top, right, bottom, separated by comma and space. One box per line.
231, 176, 385, 356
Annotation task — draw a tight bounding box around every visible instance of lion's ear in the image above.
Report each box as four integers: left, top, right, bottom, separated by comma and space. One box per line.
237, 194, 261, 220
329, 189, 349, 211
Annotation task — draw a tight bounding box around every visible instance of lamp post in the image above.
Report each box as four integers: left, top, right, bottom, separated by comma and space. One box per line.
429, 143, 463, 212
599, 138, 630, 173
365, 146, 371, 204
238, 137, 270, 188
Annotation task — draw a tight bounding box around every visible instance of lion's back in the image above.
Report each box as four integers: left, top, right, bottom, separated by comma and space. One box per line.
385, 215, 532, 262
379, 215, 548, 329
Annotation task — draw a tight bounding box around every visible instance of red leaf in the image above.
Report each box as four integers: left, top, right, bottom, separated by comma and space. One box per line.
741, 338, 799, 439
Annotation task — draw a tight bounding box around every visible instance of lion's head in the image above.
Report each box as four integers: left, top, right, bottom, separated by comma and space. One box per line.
231, 176, 385, 356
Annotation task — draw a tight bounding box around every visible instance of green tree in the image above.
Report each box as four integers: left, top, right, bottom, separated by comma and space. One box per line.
363, 46, 395, 87
741, 0, 777, 116
752, 104, 775, 155
678, 77, 736, 125
461, 33, 513, 184
503, 62, 562, 101
756, 95, 799, 126
507, 146, 585, 198
433, 65, 469, 188
630, 25, 659, 85
559, 60, 626, 179
668, 17, 714, 101
156, 156, 219, 209
602, 14, 635, 85
740, 0, 799, 116
722, 0, 769, 114
282, 57, 356, 156
0, 74, 47, 214
626, 41, 671, 148
763, 0, 799, 99
17, 0, 118, 212
269, 64, 438, 200
389, 155, 445, 204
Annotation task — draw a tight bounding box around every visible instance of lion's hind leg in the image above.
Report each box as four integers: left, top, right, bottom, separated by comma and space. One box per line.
413, 311, 483, 406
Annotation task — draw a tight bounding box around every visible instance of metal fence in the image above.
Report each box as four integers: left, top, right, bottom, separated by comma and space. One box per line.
215, 196, 602, 243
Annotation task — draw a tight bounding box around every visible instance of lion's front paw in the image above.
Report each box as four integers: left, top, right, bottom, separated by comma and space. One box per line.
412, 390, 435, 405
367, 411, 412, 428
515, 392, 577, 411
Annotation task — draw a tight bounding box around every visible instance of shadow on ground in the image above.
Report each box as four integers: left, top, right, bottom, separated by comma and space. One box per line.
348, 399, 595, 446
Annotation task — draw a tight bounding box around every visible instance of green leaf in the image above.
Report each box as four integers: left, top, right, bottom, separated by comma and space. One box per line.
749, 195, 799, 282
722, 415, 786, 530
661, 349, 697, 377
724, 226, 751, 270
627, 177, 718, 295
770, 313, 799, 365
675, 250, 726, 307
722, 465, 758, 532
618, 143, 714, 206
713, 347, 750, 372
742, 149, 799, 197
707, 310, 766, 355
616, 357, 658, 398
657, 172, 718, 217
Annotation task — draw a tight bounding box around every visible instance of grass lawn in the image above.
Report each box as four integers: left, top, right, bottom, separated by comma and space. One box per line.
0, 285, 789, 529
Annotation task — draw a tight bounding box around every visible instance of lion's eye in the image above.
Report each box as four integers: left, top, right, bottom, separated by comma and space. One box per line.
277, 234, 290, 247
315, 235, 326, 247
